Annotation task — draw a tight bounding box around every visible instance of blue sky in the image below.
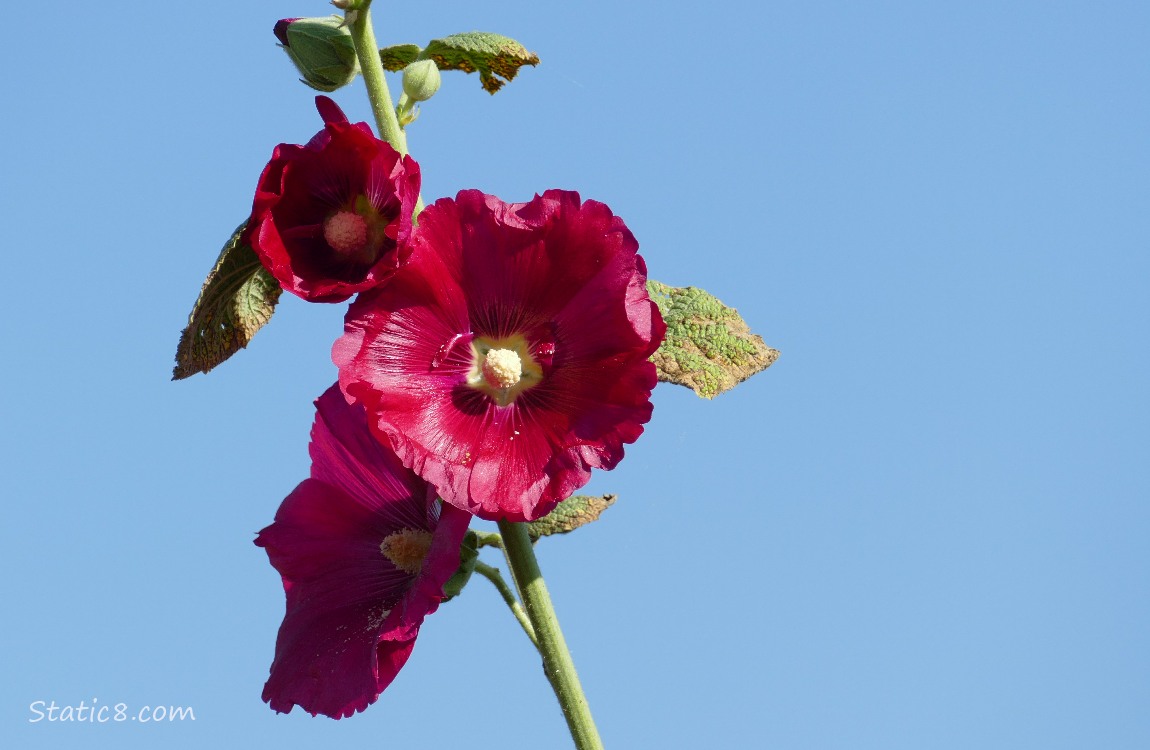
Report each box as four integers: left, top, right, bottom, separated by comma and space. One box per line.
3, 1, 1148, 748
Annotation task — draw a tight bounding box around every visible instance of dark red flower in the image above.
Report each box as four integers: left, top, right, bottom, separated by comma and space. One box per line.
272, 18, 299, 46
255, 384, 470, 719
246, 96, 420, 302
333, 189, 666, 522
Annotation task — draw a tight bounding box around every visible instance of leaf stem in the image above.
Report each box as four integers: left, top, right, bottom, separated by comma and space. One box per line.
497, 520, 604, 750
474, 561, 538, 647
473, 530, 506, 549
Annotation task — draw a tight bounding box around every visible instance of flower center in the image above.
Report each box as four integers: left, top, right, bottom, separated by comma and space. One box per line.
323, 210, 369, 254
379, 528, 434, 575
467, 335, 544, 407
481, 348, 523, 389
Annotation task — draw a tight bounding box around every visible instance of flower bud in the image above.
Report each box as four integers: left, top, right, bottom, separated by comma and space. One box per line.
274, 16, 359, 93
402, 59, 442, 102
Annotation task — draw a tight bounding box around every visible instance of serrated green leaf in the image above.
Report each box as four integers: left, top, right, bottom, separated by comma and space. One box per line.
647, 280, 778, 399
425, 32, 538, 93
379, 33, 538, 94
172, 223, 282, 380
527, 494, 617, 540
379, 43, 422, 71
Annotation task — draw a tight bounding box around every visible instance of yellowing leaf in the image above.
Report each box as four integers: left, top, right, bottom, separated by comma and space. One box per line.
172, 223, 282, 380
528, 494, 617, 540
380, 32, 539, 94
648, 280, 778, 399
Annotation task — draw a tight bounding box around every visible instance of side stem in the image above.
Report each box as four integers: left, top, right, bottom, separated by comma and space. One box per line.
497, 520, 604, 750
474, 561, 538, 648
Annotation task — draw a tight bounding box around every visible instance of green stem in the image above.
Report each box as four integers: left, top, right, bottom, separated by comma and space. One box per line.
346, 4, 424, 217
497, 520, 604, 750
346, 3, 406, 155
474, 561, 538, 648
474, 531, 506, 549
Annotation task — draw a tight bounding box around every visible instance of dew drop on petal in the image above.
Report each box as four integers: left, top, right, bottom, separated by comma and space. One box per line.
432, 332, 467, 369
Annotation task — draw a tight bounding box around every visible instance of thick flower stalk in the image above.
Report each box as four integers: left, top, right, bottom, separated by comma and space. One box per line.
255, 385, 471, 718
334, 189, 666, 522
245, 96, 421, 302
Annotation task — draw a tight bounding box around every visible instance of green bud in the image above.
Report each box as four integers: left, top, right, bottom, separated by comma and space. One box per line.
274, 16, 359, 93
402, 59, 442, 102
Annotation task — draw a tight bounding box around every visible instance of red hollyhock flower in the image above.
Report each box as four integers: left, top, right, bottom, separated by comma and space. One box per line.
333, 189, 666, 522
245, 96, 420, 302
255, 384, 470, 719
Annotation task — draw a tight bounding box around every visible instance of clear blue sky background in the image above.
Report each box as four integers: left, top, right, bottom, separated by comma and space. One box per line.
3, 1, 1147, 748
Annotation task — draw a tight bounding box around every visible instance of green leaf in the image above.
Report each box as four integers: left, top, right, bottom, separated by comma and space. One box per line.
379, 43, 422, 71
442, 530, 480, 601
527, 494, 617, 540
647, 280, 779, 399
172, 223, 282, 380
379, 32, 539, 94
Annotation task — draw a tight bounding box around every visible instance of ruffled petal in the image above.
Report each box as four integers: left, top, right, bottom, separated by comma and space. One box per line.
255, 386, 472, 717
336, 190, 664, 521
246, 97, 420, 303
255, 479, 416, 718
309, 385, 433, 526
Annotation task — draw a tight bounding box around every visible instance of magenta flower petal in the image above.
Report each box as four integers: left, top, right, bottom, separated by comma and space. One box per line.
255, 385, 470, 718
334, 189, 666, 522
245, 96, 421, 303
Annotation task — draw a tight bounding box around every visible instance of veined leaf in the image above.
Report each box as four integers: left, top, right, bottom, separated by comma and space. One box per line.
648, 280, 778, 399
379, 43, 422, 71
172, 223, 282, 380
528, 494, 617, 540
380, 32, 539, 94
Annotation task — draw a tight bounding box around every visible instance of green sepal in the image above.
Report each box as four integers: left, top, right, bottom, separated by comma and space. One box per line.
647, 280, 779, 399
172, 222, 282, 380
278, 16, 359, 92
527, 495, 617, 541
442, 530, 480, 600
380, 32, 539, 94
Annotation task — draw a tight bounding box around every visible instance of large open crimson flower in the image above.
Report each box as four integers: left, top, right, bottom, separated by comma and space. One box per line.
245, 96, 421, 302
334, 189, 666, 522
255, 384, 470, 719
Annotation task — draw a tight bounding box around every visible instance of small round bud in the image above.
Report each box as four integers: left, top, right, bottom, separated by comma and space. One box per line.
275, 16, 359, 93
402, 59, 442, 102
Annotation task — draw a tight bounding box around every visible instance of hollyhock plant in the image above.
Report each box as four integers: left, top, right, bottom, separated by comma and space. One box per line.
245, 95, 421, 302
255, 384, 471, 718
333, 189, 666, 522
173, 7, 777, 744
